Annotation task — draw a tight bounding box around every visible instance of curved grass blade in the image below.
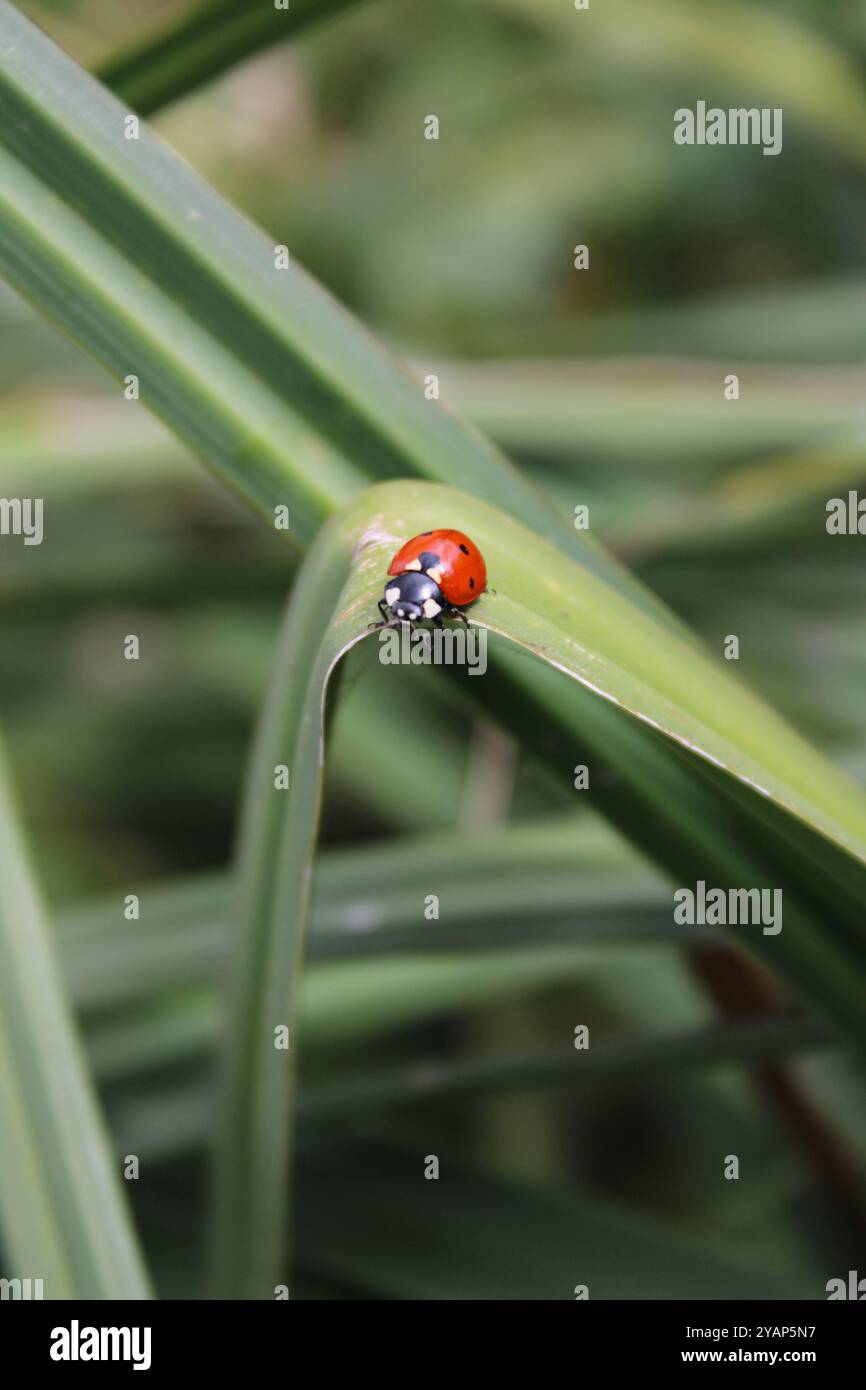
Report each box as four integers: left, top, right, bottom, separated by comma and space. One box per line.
338, 482, 866, 875
214, 478, 866, 1298
0, 733, 151, 1299
210, 514, 364, 1298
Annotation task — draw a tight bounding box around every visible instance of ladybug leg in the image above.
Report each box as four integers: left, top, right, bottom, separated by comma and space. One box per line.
447, 606, 470, 626
367, 600, 394, 629
368, 601, 395, 631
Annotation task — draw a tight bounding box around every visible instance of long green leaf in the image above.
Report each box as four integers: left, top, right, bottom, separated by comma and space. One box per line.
296, 1014, 832, 1126
210, 519, 361, 1298
443, 358, 866, 466
58, 816, 681, 1009
0, 733, 151, 1299
87, 943, 692, 1082
96, 0, 364, 116
0, 0, 665, 626
104, 1013, 831, 1163
294, 1142, 819, 1300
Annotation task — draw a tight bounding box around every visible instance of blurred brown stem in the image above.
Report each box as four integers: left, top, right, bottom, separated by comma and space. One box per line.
690, 945, 866, 1255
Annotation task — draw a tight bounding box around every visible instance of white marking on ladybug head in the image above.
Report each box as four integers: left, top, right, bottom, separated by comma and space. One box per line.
404, 559, 422, 571
385, 587, 400, 606
427, 565, 443, 584
423, 598, 443, 619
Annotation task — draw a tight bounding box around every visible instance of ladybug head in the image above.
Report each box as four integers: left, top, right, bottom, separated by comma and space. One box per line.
383, 570, 444, 622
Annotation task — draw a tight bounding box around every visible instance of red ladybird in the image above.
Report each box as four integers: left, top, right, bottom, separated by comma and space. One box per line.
378, 528, 487, 625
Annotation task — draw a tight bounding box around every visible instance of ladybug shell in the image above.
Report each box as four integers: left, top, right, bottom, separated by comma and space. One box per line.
387, 529, 487, 607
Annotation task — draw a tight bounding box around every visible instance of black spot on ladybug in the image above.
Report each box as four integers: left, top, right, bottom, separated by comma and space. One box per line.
469, 577, 475, 589
421, 530, 432, 535
459, 543, 470, 554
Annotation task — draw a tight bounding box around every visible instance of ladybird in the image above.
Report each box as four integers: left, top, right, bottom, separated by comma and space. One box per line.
377, 528, 487, 625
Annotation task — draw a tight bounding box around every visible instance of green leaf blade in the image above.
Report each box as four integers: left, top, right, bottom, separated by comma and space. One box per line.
0, 735, 151, 1299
